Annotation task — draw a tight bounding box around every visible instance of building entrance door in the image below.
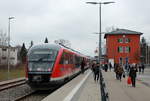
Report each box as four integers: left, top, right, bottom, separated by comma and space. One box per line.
119, 57, 123, 65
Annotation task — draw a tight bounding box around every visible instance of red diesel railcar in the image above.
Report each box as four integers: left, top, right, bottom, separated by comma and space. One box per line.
25, 43, 88, 90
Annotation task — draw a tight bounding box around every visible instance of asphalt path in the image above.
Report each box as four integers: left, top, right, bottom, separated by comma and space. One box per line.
137, 67, 150, 87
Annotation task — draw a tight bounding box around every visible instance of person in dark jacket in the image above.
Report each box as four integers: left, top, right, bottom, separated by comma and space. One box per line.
129, 64, 138, 87
138, 64, 142, 74
91, 62, 96, 71
114, 63, 119, 80
104, 63, 108, 72
81, 59, 86, 74
93, 63, 100, 82
117, 64, 124, 81
141, 64, 145, 74
109, 62, 112, 71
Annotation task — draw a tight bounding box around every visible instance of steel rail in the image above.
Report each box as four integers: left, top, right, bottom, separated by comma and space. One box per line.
0, 78, 26, 91
14, 90, 36, 101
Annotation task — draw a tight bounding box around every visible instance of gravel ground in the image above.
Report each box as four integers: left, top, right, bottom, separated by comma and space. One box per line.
19, 90, 51, 101
0, 84, 34, 101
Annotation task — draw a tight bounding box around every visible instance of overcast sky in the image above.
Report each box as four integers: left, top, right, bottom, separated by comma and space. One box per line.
0, 0, 149, 56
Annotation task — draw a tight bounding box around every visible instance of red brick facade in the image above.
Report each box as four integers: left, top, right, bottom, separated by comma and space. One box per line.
104, 29, 142, 65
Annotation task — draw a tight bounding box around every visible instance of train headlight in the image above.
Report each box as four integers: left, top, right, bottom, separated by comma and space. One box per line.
48, 68, 51, 72
29, 68, 32, 71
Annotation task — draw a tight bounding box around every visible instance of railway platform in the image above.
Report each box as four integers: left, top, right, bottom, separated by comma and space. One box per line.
42, 68, 150, 101
103, 70, 150, 101
42, 69, 101, 101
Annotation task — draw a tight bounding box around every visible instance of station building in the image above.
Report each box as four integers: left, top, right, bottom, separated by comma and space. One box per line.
0, 45, 19, 66
104, 28, 143, 66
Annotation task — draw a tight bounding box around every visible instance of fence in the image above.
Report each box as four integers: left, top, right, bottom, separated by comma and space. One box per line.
99, 68, 109, 101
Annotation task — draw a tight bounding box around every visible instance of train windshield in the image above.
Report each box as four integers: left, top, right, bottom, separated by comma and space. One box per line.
28, 49, 57, 72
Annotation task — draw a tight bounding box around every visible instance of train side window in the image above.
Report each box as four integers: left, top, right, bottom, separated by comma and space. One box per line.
75, 56, 81, 68
60, 51, 74, 64
64, 52, 68, 64
63, 52, 69, 64
75, 56, 77, 67
70, 54, 73, 64
64, 60, 68, 64
60, 53, 64, 64
73, 54, 75, 64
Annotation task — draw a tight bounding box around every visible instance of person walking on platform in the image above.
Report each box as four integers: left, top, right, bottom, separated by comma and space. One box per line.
141, 63, 145, 74
104, 63, 108, 72
93, 63, 100, 82
91, 62, 96, 73
138, 64, 142, 74
109, 62, 112, 71
129, 63, 138, 87
114, 64, 119, 80
116, 64, 124, 81
81, 59, 86, 74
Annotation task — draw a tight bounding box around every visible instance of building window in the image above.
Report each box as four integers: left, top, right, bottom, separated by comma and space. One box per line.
118, 46, 123, 53
118, 38, 123, 43
125, 46, 130, 53
125, 38, 130, 43
10, 57, 15, 60
2, 48, 7, 51
2, 57, 6, 59
11, 49, 15, 52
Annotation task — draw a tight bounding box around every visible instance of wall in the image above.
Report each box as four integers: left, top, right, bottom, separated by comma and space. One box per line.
106, 34, 141, 64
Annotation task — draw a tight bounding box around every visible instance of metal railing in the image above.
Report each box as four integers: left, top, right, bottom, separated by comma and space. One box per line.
99, 68, 109, 101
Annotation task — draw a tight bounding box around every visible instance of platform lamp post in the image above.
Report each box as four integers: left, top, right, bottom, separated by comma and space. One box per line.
86, 2, 114, 101
86, 1, 114, 65
8, 17, 15, 80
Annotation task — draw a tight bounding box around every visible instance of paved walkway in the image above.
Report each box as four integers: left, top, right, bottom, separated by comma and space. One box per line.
103, 70, 150, 101
42, 70, 101, 101
74, 71, 101, 101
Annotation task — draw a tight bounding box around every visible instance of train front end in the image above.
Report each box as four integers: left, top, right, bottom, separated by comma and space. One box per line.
26, 44, 60, 90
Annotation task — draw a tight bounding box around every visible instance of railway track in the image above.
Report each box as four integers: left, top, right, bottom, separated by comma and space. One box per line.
0, 78, 26, 91
0, 71, 84, 101
14, 90, 36, 101
14, 88, 58, 101
12, 74, 79, 101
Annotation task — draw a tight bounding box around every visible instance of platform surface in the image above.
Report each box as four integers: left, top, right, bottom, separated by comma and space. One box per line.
42, 70, 101, 101
103, 70, 150, 101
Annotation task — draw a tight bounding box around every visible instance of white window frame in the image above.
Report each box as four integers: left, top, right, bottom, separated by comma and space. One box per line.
118, 38, 123, 43
125, 38, 130, 43
125, 46, 130, 53
118, 46, 123, 53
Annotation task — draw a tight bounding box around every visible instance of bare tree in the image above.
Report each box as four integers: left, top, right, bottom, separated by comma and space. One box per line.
141, 37, 147, 64
29, 40, 34, 49
0, 30, 8, 46
54, 39, 71, 47
105, 26, 117, 33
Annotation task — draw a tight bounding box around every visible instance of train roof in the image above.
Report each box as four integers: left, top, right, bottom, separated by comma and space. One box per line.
28, 43, 87, 57
29, 43, 61, 51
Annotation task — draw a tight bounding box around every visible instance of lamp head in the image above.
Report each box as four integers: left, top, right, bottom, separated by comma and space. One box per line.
86, 2, 98, 4
103, 2, 115, 4
9, 17, 15, 20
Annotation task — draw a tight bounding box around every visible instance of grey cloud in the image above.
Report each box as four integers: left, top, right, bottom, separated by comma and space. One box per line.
0, 0, 150, 56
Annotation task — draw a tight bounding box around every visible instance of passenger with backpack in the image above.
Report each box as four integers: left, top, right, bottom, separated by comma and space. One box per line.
93, 63, 100, 82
